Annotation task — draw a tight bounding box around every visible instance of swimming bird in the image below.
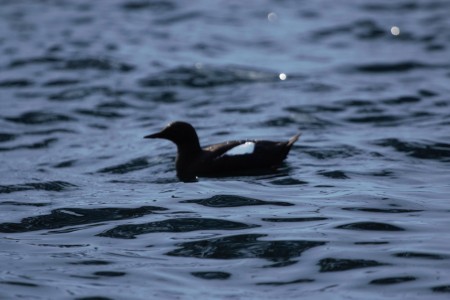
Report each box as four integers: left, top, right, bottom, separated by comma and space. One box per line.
144, 121, 300, 182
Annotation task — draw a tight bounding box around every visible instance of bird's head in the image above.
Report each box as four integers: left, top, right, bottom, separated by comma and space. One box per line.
144, 121, 200, 148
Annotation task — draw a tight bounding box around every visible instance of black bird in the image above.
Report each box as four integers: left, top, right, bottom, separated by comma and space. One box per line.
144, 121, 300, 182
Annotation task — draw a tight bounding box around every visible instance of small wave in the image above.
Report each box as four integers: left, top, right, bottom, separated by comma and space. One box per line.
97, 157, 149, 174
98, 218, 258, 239
355, 241, 389, 245
0, 79, 34, 88
5, 111, 75, 125
318, 257, 386, 272
432, 285, 450, 293
266, 114, 335, 129
0, 181, 76, 194
262, 116, 297, 127
394, 252, 446, 260
336, 221, 404, 231
93, 271, 126, 277
269, 178, 308, 185
25, 128, 76, 136
180, 195, 293, 207
382, 95, 421, 105
191, 272, 231, 280
75, 108, 125, 119
0, 206, 167, 233
311, 19, 385, 41
121, 1, 176, 12
257, 278, 314, 286
0, 281, 39, 288
0, 138, 58, 152
48, 86, 111, 101
42, 78, 82, 87
139, 65, 279, 88
153, 11, 204, 26
318, 170, 350, 179
346, 114, 400, 124
62, 57, 135, 72
370, 276, 416, 285
7, 56, 134, 72
167, 234, 326, 261
53, 159, 77, 168
350, 61, 448, 73
419, 89, 439, 97
0, 133, 17, 143
337, 99, 374, 107
69, 260, 112, 265
8, 56, 63, 68
0, 201, 50, 207
302, 145, 362, 159
375, 138, 450, 161
362, 2, 449, 12
342, 207, 422, 213
262, 217, 327, 222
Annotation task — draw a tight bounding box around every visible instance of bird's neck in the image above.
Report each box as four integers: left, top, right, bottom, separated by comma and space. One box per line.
176, 140, 202, 157
175, 141, 202, 182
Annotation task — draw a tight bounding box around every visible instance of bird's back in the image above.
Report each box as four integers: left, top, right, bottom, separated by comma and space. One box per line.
195, 135, 300, 176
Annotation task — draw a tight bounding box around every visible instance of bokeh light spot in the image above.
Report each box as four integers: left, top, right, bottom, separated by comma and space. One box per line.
268, 12, 278, 23
279, 73, 287, 80
391, 26, 400, 36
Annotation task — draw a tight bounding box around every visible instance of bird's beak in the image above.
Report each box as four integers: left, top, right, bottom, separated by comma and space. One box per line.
143, 131, 162, 139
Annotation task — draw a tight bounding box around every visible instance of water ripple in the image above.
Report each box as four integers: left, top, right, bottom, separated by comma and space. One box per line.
0, 0, 449, 298
0, 138, 58, 151
262, 217, 328, 222
318, 170, 350, 179
369, 276, 416, 285
167, 234, 326, 261
375, 138, 450, 161
351, 61, 449, 73
121, 1, 176, 12
336, 222, 405, 231
342, 207, 422, 213
0, 79, 34, 88
191, 271, 231, 280
318, 258, 387, 272
432, 285, 450, 293
0, 132, 17, 143
394, 252, 447, 260
5, 112, 75, 125
257, 278, 314, 286
97, 157, 149, 174
98, 218, 257, 239
0, 181, 76, 194
139, 65, 279, 88
48, 86, 110, 101
180, 195, 294, 207
0, 206, 166, 233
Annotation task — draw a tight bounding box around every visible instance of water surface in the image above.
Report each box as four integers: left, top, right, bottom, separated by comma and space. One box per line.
1, 0, 450, 299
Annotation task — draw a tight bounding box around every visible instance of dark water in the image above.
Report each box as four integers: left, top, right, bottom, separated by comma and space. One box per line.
1, 0, 450, 299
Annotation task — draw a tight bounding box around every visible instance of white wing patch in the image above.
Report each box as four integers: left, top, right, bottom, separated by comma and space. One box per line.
223, 142, 255, 156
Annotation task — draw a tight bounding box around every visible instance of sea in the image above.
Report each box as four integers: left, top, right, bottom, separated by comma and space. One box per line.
1, 0, 450, 299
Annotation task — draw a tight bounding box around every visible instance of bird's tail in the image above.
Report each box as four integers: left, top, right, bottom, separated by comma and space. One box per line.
287, 132, 301, 147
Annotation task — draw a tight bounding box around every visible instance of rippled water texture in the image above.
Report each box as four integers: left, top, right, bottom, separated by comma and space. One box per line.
1, 0, 450, 299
